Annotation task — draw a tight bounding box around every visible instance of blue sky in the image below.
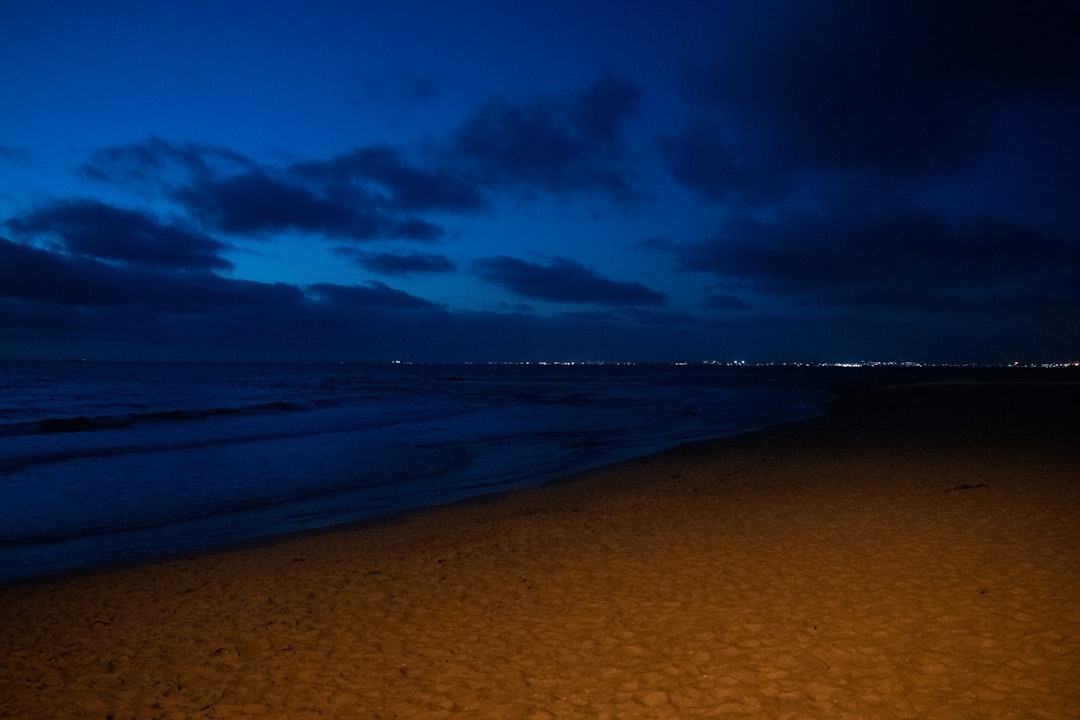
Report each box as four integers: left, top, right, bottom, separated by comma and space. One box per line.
2, 0, 1079, 363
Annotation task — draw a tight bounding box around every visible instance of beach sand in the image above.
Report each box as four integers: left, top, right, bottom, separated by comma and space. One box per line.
2, 381, 1079, 719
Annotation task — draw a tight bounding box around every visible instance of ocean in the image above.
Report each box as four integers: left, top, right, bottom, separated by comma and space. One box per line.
0, 361, 833, 585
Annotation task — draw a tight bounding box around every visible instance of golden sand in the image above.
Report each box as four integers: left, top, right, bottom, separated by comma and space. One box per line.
2, 382, 1078, 719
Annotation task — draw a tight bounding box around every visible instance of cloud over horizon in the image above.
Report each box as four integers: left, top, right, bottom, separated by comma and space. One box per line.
660, 196, 1080, 320
7, 198, 233, 271
475, 256, 667, 308
1, 2, 1077, 363
339, 249, 456, 276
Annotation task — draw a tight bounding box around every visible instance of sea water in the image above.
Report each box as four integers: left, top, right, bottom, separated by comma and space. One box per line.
0, 362, 832, 584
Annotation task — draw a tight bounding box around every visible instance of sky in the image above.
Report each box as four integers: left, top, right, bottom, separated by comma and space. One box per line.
2, 0, 1078, 364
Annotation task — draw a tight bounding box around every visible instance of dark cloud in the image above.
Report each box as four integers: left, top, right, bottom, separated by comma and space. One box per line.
3, 229, 1073, 363
655, 120, 792, 204
573, 71, 643, 143
354, 67, 438, 106
290, 144, 486, 214
0, 235, 687, 363
85, 138, 483, 242
449, 72, 641, 200
77, 74, 643, 252
474, 256, 666, 307
177, 170, 367, 236
6, 199, 232, 271
640, 1, 1080, 360
175, 169, 445, 241
0, 236, 128, 307
80, 136, 253, 189
663, 196, 1080, 318
660, 0, 1080, 202
0, 146, 31, 164
4, 17, 1075, 365
307, 281, 439, 310
339, 249, 456, 276
0, 236, 351, 319
0, 235, 449, 360
0, 235, 295, 312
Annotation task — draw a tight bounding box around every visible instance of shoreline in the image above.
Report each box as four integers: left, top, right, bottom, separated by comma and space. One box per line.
2, 380, 1079, 717
0, 380, 834, 591
0, 363, 838, 590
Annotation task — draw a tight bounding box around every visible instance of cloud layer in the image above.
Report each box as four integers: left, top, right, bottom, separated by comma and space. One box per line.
8, 199, 232, 271
475, 256, 666, 307
2, 3, 1079, 363
658, 0, 1080, 204
1, 74, 671, 360
663, 196, 1080, 318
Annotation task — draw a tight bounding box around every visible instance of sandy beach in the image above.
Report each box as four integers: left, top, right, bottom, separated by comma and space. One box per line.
2, 380, 1078, 719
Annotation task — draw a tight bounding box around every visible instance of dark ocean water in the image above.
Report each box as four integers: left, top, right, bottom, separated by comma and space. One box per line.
0, 362, 834, 584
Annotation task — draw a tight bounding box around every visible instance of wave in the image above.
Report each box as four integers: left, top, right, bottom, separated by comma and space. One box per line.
0, 445, 475, 549
0, 399, 325, 438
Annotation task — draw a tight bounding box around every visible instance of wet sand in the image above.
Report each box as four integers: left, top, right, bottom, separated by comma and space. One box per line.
2, 381, 1079, 719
